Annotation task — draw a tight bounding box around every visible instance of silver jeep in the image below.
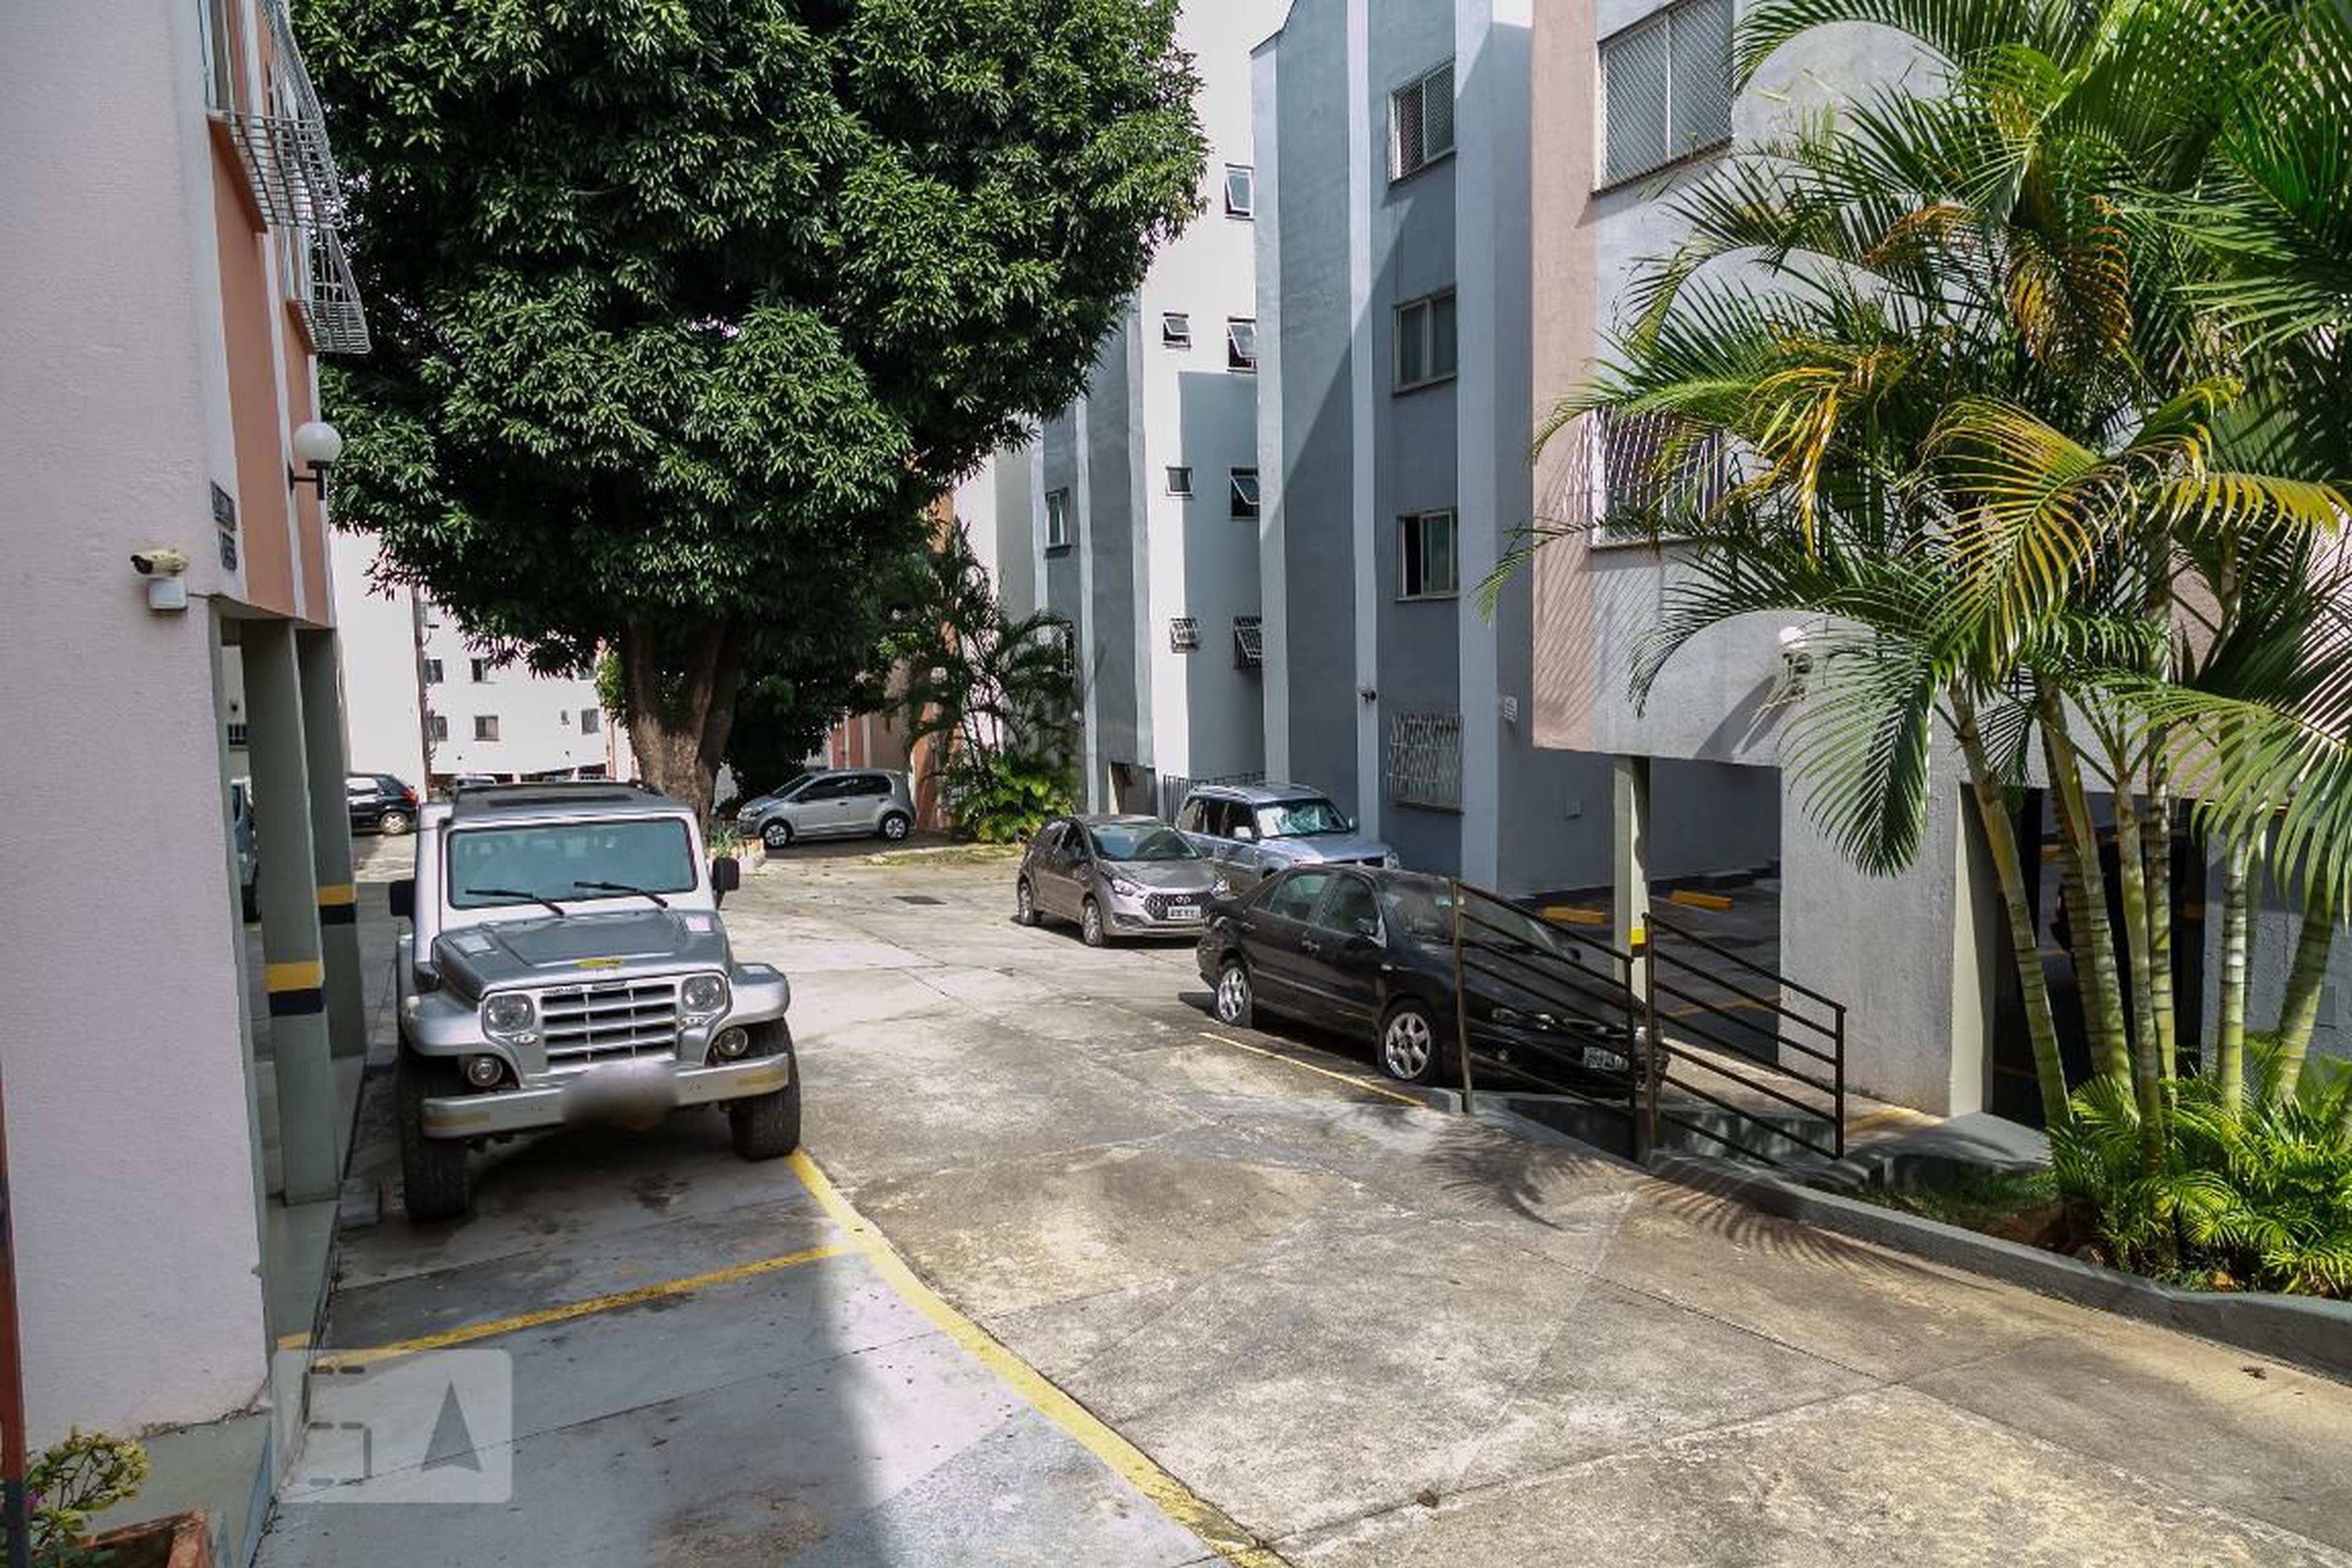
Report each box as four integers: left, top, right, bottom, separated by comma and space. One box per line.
388, 783, 797, 1221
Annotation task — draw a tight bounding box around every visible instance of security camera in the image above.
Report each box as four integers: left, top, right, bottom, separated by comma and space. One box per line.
130, 548, 190, 576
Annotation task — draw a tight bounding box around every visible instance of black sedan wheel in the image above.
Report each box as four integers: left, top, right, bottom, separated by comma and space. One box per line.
1213, 959, 1254, 1028
377, 808, 413, 837
1378, 1000, 1446, 1085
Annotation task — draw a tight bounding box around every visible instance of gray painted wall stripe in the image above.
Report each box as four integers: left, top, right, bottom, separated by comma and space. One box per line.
1346, 0, 1380, 836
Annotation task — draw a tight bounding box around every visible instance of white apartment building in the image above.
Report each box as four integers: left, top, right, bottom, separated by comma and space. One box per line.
960, 0, 1289, 815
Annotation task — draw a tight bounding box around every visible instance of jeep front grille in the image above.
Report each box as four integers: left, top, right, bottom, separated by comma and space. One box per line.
539, 979, 680, 1065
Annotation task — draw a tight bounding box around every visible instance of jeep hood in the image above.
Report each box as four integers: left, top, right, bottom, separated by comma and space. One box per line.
432, 910, 733, 998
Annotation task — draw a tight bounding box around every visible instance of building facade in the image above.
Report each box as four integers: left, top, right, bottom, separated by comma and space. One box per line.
965, 0, 1286, 817
2, 0, 372, 1532
412, 590, 628, 785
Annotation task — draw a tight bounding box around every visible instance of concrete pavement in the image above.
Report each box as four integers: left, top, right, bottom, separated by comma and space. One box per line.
260, 840, 2352, 1566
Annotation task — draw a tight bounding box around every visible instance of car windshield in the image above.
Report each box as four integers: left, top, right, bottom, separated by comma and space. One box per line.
1088, 822, 1199, 862
447, 818, 698, 910
1255, 797, 1350, 839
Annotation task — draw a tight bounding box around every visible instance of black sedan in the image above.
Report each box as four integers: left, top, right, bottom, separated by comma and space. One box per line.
1194, 865, 1642, 1091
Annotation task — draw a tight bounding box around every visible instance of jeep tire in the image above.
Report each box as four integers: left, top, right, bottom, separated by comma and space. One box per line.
728, 1023, 802, 1160
398, 1050, 473, 1222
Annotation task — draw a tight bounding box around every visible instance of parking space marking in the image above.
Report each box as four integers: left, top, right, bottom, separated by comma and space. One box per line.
785, 1151, 1292, 1568
288, 1243, 853, 1370
1195, 1030, 1425, 1107
1666, 888, 1736, 911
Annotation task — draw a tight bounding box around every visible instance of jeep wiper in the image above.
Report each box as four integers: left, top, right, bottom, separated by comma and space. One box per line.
572, 880, 669, 909
472, 887, 567, 917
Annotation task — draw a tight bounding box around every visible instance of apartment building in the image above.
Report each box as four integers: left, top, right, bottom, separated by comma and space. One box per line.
412, 590, 629, 785
2, 0, 373, 1547
963, 0, 1286, 816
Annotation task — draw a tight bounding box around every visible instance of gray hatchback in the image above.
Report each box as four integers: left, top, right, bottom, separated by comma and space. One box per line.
736, 769, 916, 849
1016, 815, 1230, 946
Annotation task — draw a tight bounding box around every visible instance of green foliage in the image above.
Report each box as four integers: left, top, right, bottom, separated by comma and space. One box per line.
298, 0, 1205, 801
2052, 1069, 2352, 1296
8, 1429, 149, 1567
941, 749, 1076, 844
1841, 1165, 2060, 1233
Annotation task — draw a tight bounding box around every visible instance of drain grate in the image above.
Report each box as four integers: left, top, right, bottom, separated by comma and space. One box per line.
894, 894, 945, 906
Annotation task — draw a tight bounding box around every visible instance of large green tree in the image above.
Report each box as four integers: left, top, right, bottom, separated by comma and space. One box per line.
301, 0, 1205, 816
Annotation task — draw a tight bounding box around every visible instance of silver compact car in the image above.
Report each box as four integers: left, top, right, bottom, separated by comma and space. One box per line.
1016, 815, 1230, 946
736, 769, 916, 849
1174, 781, 1399, 890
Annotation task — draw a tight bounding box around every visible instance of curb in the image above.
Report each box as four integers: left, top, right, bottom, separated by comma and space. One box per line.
1649, 1152, 2352, 1384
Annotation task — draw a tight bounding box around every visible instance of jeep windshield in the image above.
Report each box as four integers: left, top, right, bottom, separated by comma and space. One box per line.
447, 818, 698, 910
1254, 797, 1350, 839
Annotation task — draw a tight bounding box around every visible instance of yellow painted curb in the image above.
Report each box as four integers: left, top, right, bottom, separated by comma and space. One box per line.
1667, 889, 1734, 911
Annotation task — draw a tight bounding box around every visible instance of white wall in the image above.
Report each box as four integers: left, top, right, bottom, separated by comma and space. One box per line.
417, 602, 618, 779
0, 0, 271, 1439
330, 532, 426, 782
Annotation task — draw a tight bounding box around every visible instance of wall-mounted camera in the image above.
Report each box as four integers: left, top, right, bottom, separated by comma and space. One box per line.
132, 547, 192, 612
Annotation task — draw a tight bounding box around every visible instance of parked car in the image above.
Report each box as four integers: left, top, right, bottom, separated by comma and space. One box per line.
1016, 815, 1231, 946
349, 772, 422, 836
1174, 781, 1398, 889
447, 772, 502, 792
735, 769, 915, 849
385, 782, 796, 1220
1195, 865, 1639, 1089
230, 778, 259, 922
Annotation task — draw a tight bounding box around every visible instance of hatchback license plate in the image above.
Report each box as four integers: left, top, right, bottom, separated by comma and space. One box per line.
1166, 903, 1202, 921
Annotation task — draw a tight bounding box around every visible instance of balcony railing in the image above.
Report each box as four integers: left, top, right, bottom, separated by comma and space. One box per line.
299, 226, 371, 355
214, 0, 345, 229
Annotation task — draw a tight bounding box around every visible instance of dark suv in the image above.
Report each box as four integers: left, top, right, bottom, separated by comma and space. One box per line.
348, 772, 422, 836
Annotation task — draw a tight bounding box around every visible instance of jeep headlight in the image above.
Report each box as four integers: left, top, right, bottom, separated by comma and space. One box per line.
680, 973, 729, 1020
481, 992, 536, 1036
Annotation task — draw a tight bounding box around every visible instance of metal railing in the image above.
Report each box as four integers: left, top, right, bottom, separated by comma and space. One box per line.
1634, 912, 1847, 1166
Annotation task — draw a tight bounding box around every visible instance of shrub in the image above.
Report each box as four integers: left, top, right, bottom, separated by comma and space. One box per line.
943, 750, 1074, 844
2051, 1069, 2352, 1296
8, 1429, 149, 1567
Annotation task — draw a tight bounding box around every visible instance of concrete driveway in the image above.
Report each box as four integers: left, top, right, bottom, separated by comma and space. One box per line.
266, 845, 2352, 1566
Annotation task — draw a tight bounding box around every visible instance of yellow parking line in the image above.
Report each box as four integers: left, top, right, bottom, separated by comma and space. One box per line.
284, 1243, 851, 1369
786, 1151, 1291, 1568
1197, 1030, 1424, 1107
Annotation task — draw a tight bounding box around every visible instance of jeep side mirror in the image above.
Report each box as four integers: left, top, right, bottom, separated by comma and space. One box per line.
711, 856, 742, 901
390, 878, 415, 921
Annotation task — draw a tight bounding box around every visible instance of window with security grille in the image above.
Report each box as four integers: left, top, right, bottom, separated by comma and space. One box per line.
1390, 60, 1456, 181
474, 715, 501, 742
1395, 290, 1458, 390
1233, 616, 1265, 669
1226, 318, 1257, 372
1398, 509, 1459, 599
1600, 0, 1733, 187
225, 722, 249, 748
1163, 312, 1192, 349
1224, 165, 1256, 218
1230, 469, 1261, 520
1388, 713, 1464, 811
1167, 466, 1194, 497
1170, 617, 1200, 652
1597, 409, 1733, 535
1046, 488, 1073, 549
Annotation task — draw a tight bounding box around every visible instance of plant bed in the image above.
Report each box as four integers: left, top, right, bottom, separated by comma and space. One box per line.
81, 1511, 213, 1568
1653, 1151, 2352, 1383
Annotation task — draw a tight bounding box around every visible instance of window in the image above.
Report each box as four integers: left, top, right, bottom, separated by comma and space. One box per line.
198, 0, 235, 112
1224, 164, 1256, 218
1399, 509, 1459, 598
1600, 0, 1733, 186
1395, 290, 1459, 390
1390, 60, 1456, 180
1262, 869, 1338, 923
428, 714, 449, 743
1596, 409, 1733, 534
1226, 318, 1257, 373
1170, 616, 1201, 653
1233, 616, 1264, 669
1167, 466, 1194, 497
1046, 488, 1073, 549
474, 715, 501, 742
1230, 469, 1261, 521
225, 722, 249, 748
581, 709, 601, 734
1315, 875, 1381, 937
423, 657, 444, 685
1163, 312, 1192, 349
1388, 712, 1464, 810
1175, 798, 1205, 832
469, 657, 490, 683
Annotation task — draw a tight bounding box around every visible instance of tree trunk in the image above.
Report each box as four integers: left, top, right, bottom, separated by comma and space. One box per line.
2107, 776, 2169, 1174
2040, 700, 2131, 1083
620, 620, 745, 824
2147, 782, 2176, 1080
2216, 834, 2253, 1115
1954, 696, 2073, 1126
2274, 882, 2338, 1101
